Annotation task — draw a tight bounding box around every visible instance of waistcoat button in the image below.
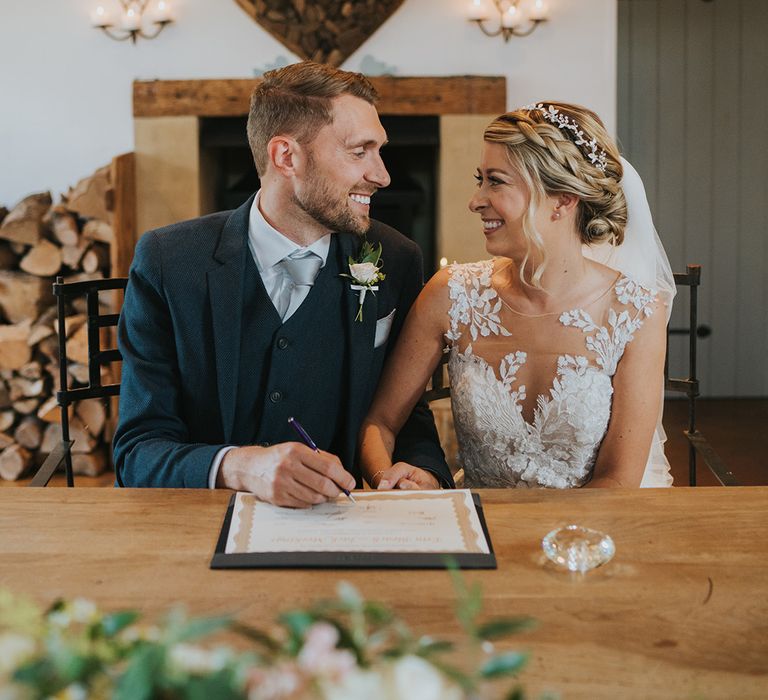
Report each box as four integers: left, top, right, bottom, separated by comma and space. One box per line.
269, 390, 282, 403
277, 337, 289, 349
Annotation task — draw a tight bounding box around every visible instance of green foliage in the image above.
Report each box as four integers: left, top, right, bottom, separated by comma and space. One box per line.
100, 611, 140, 637
481, 652, 529, 678
1, 567, 537, 699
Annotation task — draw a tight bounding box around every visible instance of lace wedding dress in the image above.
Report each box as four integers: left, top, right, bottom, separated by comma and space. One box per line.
446, 260, 672, 489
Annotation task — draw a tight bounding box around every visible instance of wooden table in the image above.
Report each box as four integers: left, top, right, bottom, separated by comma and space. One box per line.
2, 488, 766, 698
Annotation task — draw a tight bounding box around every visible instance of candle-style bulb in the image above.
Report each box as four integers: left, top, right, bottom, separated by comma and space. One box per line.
467, 0, 489, 21
152, 0, 173, 23
120, 4, 142, 31
90, 4, 114, 27
501, 5, 522, 29
529, 0, 549, 21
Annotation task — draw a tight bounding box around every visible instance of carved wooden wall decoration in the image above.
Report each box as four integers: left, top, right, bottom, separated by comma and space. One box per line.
234, 0, 406, 67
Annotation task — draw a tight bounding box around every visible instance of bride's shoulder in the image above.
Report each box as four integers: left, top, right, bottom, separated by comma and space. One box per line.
424, 259, 494, 292
613, 274, 658, 313
443, 259, 495, 290
583, 258, 658, 307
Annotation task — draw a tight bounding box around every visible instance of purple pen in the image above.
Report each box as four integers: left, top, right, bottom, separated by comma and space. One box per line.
288, 417, 356, 503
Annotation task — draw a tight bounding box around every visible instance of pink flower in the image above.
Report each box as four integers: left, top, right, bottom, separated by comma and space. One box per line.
298, 622, 356, 682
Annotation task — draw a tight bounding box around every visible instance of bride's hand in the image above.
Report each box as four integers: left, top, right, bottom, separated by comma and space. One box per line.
376, 462, 440, 490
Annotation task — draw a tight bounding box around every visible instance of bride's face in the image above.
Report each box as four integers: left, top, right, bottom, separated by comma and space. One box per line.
469, 142, 532, 258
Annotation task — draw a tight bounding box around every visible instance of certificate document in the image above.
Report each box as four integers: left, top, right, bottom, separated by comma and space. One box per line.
224, 489, 490, 555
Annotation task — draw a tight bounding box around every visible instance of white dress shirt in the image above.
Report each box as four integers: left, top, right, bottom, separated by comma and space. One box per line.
208, 192, 332, 488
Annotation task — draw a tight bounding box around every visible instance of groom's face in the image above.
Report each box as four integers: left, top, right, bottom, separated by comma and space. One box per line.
292, 94, 390, 236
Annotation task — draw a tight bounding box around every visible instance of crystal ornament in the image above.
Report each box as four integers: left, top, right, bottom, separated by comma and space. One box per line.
541, 525, 615, 573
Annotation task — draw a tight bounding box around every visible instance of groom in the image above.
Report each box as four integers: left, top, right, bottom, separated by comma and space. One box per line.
113, 61, 453, 505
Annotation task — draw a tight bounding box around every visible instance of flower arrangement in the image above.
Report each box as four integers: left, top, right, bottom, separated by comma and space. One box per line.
0, 568, 534, 700
342, 239, 386, 322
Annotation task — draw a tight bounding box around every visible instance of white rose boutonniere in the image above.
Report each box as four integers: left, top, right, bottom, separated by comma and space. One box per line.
342, 240, 386, 322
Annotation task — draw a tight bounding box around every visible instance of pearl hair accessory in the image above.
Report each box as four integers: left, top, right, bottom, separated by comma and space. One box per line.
523, 103, 608, 173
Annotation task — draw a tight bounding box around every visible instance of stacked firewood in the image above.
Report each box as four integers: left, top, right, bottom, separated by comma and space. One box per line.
0, 166, 117, 481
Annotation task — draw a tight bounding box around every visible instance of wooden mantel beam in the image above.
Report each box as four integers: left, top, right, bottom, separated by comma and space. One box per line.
133, 76, 506, 118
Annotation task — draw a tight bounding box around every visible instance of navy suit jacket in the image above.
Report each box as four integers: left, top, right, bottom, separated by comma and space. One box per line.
113, 195, 452, 488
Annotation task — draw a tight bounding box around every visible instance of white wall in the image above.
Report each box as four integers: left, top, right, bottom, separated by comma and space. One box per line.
0, 0, 617, 206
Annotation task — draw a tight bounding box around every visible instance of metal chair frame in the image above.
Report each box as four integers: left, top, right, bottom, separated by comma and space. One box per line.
29, 276, 128, 487
665, 265, 738, 486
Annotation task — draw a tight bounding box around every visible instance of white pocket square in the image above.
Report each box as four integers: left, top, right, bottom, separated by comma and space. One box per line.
374, 309, 396, 348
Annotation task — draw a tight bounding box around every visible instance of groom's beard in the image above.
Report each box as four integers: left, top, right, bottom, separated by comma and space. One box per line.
292, 162, 372, 237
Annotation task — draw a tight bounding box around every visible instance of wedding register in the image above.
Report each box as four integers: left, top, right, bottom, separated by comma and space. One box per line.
211, 489, 495, 569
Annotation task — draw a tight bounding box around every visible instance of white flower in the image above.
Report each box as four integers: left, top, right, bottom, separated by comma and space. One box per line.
48, 598, 98, 628
0, 682, 32, 700
388, 655, 463, 700
349, 262, 379, 285
120, 623, 161, 643
321, 668, 387, 700
52, 684, 88, 700
168, 643, 228, 675
0, 633, 36, 675
69, 599, 98, 624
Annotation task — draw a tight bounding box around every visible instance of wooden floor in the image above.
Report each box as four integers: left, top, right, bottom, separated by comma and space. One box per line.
2, 398, 765, 488
662, 398, 766, 486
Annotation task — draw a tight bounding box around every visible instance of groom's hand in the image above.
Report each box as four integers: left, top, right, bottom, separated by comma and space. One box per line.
377, 462, 440, 490
217, 443, 356, 508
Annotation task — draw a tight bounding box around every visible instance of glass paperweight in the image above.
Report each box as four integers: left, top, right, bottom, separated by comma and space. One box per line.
541, 525, 615, 573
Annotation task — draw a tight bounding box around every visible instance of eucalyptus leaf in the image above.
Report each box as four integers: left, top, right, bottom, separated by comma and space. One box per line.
415, 638, 455, 656
279, 610, 316, 654
480, 651, 529, 679
178, 668, 242, 700
231, 622, 281, 652
114, 645, 166, 700
505, 686, 527, 700
101, 610, 140, 637
12, 658, 59, 696
476, 617, 536, 640
428, 657, 475, 692
336, 581, 363, 609
362, 600, 394, 625
172, 615, 232, 643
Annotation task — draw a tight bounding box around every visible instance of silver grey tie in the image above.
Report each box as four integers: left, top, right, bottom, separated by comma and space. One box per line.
274, 250, 323, 320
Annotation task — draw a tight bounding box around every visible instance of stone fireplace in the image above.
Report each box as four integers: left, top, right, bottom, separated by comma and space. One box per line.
132, 76, 506, 268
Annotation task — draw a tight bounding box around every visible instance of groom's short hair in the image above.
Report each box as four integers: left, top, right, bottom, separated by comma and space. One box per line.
247, 61, 378, 176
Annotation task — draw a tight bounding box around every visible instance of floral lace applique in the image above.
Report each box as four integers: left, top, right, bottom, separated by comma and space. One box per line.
560, 278, 656, 375
616, 276, 657, 316
446, 266, 660, 489
446, 261, 512, 342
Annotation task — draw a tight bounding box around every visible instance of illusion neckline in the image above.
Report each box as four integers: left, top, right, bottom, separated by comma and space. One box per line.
489, 262, 623, 318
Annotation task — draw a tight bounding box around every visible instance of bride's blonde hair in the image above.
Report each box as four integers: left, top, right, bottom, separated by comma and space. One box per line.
483, 102, 626, 288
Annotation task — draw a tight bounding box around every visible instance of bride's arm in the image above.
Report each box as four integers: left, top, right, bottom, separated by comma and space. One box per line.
360, 269, 452, 488
586, 302, 667, 488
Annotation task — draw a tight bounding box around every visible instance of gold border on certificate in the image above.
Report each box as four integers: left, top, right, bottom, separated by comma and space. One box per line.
224, 490, 489, 555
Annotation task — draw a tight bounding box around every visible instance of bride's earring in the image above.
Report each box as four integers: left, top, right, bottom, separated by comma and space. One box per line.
552, 210, 561, 221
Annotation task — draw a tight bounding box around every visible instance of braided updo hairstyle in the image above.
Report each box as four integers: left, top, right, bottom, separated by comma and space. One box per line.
483, 102, 626, 287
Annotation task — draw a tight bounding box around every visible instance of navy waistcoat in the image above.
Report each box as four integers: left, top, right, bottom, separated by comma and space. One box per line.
232, 237, 347, 453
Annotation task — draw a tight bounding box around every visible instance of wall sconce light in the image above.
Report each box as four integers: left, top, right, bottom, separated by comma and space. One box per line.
91, 1, 174, 43
468, 0, 549, 41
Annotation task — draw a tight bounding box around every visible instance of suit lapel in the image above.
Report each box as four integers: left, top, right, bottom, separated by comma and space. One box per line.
207, 196, 252, 442
338, 233, 377, 471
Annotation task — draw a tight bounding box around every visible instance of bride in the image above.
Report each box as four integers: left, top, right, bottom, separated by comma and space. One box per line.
360, 102, 675, 489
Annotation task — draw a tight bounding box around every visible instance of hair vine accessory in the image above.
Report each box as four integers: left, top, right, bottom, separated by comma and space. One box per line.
522, 103, 608, 173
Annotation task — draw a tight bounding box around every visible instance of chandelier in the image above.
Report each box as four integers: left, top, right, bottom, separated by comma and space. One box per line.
468, 0, 549, 41
91, 0, 174, 43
